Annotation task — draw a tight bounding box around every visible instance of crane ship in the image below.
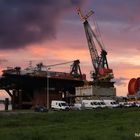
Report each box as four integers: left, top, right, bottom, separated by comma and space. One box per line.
75, 8, 116, 102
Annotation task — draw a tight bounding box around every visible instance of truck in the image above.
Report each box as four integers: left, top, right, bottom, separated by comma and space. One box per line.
51, 100, 70, 111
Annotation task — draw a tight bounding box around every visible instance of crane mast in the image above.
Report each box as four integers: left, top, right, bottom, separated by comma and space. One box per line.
77, 8, 114, 83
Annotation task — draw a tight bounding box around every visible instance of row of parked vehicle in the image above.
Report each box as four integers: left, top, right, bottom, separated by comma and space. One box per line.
51, 100, 140, 111
34, 100, 140, 112
119, 101, 140, 108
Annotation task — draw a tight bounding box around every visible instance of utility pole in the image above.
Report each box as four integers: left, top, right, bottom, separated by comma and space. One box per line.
46, 68, 51, 110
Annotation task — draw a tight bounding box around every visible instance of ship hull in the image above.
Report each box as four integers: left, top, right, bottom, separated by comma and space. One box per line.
0, 74, 84, 109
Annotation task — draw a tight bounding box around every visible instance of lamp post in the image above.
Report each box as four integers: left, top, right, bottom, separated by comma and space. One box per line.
46, 67, 51, 110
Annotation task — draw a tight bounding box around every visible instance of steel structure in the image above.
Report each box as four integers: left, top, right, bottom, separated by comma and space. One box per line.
36, 59, 82, 79
77, 8, 114, 83
0, 60, 85, 109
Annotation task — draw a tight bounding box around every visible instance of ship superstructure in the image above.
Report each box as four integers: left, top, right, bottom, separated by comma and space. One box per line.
0, 60, 85, 109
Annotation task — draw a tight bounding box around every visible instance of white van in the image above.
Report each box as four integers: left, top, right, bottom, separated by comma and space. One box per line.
119, 102, 131, 107
82, 100, 103, 109
73, 103, 82, 110
51, 100, 70, 111
93, 100, 106, 108
103, 100, 119, 108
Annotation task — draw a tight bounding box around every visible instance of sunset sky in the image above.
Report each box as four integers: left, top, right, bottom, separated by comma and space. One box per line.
0, 0, 140, 98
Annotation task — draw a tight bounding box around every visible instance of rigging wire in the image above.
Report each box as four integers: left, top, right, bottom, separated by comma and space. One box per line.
91, 13, 106, 51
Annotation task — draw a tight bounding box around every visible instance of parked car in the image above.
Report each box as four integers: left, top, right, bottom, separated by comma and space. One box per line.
119, 102, 126, 108
69, 103, 82, 110
135, 102, 140, 107
51, 100, 70, 111
34, 105, 48, 112
81, 100, 106, 109
82, 100, 96, 109
103, 100, 119, 108
119, 101, 135, 107
124, 102, 136, 107
93, 100, 106, 108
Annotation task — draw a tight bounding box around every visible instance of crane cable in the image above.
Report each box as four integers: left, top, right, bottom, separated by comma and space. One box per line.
91, 14, 106, 51
44, 60, 78, 68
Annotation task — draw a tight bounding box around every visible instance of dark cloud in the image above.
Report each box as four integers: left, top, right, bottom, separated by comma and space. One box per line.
115, 77, 129, 86
0, 0, 84, 49
92, 0, 140, 24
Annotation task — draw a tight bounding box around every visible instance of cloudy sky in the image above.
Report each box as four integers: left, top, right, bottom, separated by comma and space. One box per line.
0, 0, 140, 98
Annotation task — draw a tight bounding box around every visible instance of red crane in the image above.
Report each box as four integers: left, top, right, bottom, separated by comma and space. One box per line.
77, 8, 114, 83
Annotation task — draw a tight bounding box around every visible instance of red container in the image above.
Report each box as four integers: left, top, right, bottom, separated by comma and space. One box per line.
128, 78, 140, 95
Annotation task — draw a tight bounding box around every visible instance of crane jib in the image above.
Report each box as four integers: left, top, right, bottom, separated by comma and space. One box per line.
77, 8, 114, 82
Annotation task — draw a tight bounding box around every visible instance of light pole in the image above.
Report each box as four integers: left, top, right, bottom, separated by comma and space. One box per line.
46, 67, 51, 110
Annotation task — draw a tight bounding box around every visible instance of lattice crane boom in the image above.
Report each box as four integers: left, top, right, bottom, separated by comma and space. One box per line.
77, 8, 114, 82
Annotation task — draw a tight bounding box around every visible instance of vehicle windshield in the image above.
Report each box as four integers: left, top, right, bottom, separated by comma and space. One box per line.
91, 102, 94, 105
61, 103, 67, 106
100, 102, 105, 105
91, 102, 106, 105
91, 102, 99, 105
111, 102, 117, 105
